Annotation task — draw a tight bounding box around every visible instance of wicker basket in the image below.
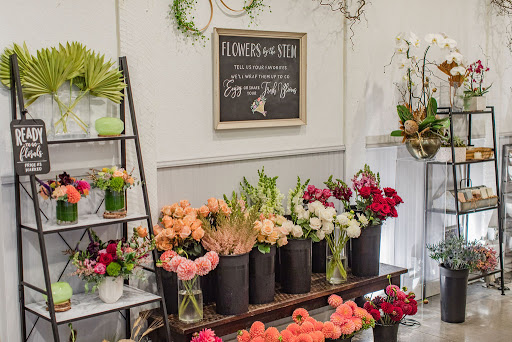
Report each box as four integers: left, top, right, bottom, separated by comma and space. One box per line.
466, 147, 494, 160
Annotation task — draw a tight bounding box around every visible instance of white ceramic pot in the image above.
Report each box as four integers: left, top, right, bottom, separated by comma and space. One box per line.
434, 147, 466, 163
464, 96, 486, 112
98, 276, 124, 304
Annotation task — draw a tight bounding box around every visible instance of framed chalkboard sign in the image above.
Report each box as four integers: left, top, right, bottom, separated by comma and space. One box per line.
10, 119, 50, 175
214, 28, 307, 130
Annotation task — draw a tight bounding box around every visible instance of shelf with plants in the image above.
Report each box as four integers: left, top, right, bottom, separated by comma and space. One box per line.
4, 48, 173, 342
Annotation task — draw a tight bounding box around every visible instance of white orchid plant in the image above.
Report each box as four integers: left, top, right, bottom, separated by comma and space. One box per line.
390, 32, 465, 142
283, 177, 336, 241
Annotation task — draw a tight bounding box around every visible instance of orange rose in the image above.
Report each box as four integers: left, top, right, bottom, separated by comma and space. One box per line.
257, 234, 266, 243
268, 230, 279, 245
153, 224, 163, 236
261, 219, 274, 236
184, 207, 197, 217
183, 215, 195, 227
259, 213, 266, 221
192, 227, 205, 241
180, 199, 191, 208
268, 213, 276, 222
277, 236, 288, 247
113, 170, 124, 178
180, 226, 192, 239
136, 226, 148, 238
198, 205, 210, 218
162, 215, 174, 229
219, 202, 231, 215
162, 228, 176, 239
207, 198, 219, 213
127, 177, 134, 185
174, 206, 185, 218
191, 219, 202, 231
254, 220, 263, 232
174, 219, 184, 233
161, 205, 173, 216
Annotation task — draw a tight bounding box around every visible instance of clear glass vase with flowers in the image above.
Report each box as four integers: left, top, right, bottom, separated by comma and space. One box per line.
38, 172, 90, 225
89, 167, 137, 218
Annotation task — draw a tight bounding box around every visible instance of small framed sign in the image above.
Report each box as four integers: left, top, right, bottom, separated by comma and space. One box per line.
214, 28, 307, 130
10, 119, 50, 175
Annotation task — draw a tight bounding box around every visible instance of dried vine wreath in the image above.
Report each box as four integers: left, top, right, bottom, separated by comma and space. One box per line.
491, 0, 512, 15
318, 0, 368, 43
170, 0, 269, 44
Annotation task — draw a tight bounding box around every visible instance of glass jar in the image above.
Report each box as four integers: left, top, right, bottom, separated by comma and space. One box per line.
326, 248, 347, 285
104, 189, 125, 213
56, 201, 78, 225
52, 82, 90, 139
178, 275, 203, 323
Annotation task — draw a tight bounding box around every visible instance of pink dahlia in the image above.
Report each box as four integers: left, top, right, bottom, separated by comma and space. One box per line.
335, 304, 353, 318
353, 307, 368, 319
160, 250, 178, 263
350, 317, 362, 331
170, 255, 185, 272
339, 319, 356, 336
205, 251, 219, 269
344, 300, 358, 312
195, 257, 212, 276
177, 258, 197, 281
330, 312, 348, 326
198, 328, 216, 342
328, 294, 343, 308
331, 325, 342, 339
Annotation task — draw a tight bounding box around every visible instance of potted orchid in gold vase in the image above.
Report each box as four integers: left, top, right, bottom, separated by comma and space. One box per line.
390, 32, 466, 160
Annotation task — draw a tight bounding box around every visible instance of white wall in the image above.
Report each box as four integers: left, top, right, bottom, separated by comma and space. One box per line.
2, 1, 512, 341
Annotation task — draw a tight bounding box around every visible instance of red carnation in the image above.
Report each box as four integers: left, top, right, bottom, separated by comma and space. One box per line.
370, 309, 381, 321
359, 187, 371, 199
383, 187, 397, 197
106, 243, 118, 255
380, 302, 394, 314
392, 194, 403, 204
98, 253, 113, 266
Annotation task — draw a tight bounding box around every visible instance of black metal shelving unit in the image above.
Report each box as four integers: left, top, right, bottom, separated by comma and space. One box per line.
423, 106, 505, 297
10, 55, 172, 342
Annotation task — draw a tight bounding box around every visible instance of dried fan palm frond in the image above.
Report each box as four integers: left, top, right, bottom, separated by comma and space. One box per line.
0, 42, 32, 88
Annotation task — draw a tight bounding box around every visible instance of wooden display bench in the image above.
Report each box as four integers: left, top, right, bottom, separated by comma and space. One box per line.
149, 263, 407, 342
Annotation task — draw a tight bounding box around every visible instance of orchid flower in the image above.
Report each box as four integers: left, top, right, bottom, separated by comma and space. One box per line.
450, 66, 466, 76
408, 32, 420, 48
445, 51, 464, 64
441, 38, 457, 49
425, 33, 445, 47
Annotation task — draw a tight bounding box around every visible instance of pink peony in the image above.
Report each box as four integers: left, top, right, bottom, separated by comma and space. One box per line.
195, 257, 212, 276
94, 263, 106, 275
177, 258, 197, 281
205, 251, 219, 269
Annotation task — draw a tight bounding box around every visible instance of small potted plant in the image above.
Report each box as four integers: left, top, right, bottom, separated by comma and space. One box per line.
153, 200, 206, 314
89, 167, 137, 218
157, 250, 219, 323
250, 209, 288, 304
363, 276, 418, 342
280, 177, 336, 294
69, 227, 154, 304
472, 245, 498, 287
38, 172, 90, 225
302, 184, 335, 273
435, 135, 467, 163
464, 60, 491, 111
201, 196, 258, 315
427, 235, 481, 323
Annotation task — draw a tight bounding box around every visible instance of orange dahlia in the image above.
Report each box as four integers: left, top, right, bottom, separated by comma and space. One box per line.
287, 323, 301, 336
329, 313, 347, 326
264, 327, 280, 342
280, 329, 295, 342
353, 307, 368, 319
331, 326, 342, 339
344, 300, 358, 312
292, 308, 310, 325
295, 334, 313, 342
237, 330, 250, 342
328, 294, 343, 308
300, 321, 315, 334
313, 320, 324, 332
350, 317, 363, 331
339, 320, 356, 336
250, 321, 265, 338
335, 304, 353, 318
66, 185, 81, 204
310, 331, 325, 342
252, 337, 265, 342
321, 322, 335, 339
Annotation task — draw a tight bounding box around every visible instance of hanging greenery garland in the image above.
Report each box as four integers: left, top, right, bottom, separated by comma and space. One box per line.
170, 0, 269, 43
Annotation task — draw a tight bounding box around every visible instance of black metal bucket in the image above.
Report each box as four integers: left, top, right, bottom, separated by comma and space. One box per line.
312, 239, 327, 273
351, 224, 382, 277
275, 247, 281, 283
249, 245, 276, 304
216, 253, 250, 315
440, 264, 469, 323
161, 269, 178, 315
372, 323, 399, 342
328, 337, 352, 342
201, 269, 217, 305
280, 239, 312, 294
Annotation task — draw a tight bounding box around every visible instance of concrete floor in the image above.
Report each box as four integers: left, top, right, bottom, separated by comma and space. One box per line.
352, 280, 512, 342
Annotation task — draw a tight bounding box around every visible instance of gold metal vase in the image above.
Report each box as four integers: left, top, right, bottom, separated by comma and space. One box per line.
405, 137, 441, 160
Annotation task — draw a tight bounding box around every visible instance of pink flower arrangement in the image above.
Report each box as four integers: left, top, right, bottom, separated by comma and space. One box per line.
303, 185, 334, 208
327, 295, 375, 339
157, 251, 219, 280
38, 172, 90, 203
473, 245, 498, 273
191, 329, 223, 342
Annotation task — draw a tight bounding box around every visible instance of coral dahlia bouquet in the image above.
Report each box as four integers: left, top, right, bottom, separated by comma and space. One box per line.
363, 277, 418, 325
38, 171, 90, 203
154, 200, 206, 258
285, 177, 336, 241
68, 227, 155, 292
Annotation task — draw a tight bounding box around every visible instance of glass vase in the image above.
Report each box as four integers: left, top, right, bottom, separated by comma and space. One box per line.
178, 275, 203, 323
104, 189, 125, 213
326, 248, 347, 285
56, 201, 78, 225
52, 82, 90, 139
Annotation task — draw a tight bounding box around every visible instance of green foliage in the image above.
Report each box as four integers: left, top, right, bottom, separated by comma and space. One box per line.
256, 243, 271, 254
106, 262, 122, 277
0, 42, 32, 88
427, 235, 482, 271
109, 177, 125, 192
243, 0, 270, 26
396, 105, 413, 123
241, 166, 285, 215
170, 0, 208, 45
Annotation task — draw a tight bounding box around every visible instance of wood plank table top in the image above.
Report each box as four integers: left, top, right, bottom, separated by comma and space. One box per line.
150, 263, 407, 342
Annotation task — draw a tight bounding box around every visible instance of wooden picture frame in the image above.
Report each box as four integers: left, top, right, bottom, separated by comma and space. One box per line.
214, 28, 307, 130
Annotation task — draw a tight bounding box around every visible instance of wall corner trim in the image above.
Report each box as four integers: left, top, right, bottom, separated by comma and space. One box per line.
157, 145, 346, 169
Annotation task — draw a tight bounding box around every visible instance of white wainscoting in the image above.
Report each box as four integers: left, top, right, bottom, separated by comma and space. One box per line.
156, 147, 345, 211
